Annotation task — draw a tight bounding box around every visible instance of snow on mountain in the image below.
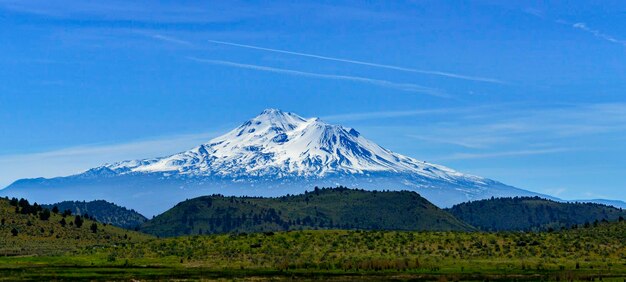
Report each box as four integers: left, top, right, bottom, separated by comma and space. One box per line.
103, 109, 483, 184
0, 109, 552, 216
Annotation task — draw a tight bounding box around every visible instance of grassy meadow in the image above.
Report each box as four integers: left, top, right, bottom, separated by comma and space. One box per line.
1, 219, 624, 280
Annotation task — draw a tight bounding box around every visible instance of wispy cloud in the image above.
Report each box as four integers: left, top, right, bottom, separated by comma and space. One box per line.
0, 0, 263, 24
322, 108, 455, 122
207, 40, 505, 84
148, 34, 194, 46
437, 103, 626, 146
437, 148, 573, 160
524, 10, 626, 48
407, 135, 509, 149
148, 35, 502, 85
569, 22, 626, 47
321, 104, 506, 122
0, 1, 407, 25
347, 103, 626, 160
188, 57, 446, 97
0, 132, 218, 189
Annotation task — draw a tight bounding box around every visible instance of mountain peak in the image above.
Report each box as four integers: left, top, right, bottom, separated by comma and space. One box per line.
256, 108, 302, 121
242, 109, 307, 134
260, 108, 284, 115
100, 110, 483, 182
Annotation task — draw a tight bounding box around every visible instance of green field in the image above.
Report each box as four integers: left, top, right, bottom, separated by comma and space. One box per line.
2, 221, 624, 280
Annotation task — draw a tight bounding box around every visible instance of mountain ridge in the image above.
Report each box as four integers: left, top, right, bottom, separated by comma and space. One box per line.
42, 200, 147, 229
141, 187, 474, 237
100, 109, 484, 182
447, 196, 626, 231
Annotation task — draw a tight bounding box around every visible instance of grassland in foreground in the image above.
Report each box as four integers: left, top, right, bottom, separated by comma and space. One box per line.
1, 220, 624, 281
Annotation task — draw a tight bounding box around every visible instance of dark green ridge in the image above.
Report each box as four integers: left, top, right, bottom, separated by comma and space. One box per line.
447, 196, 626, 231
141, 187, 474, 237
43, 200, 147, 229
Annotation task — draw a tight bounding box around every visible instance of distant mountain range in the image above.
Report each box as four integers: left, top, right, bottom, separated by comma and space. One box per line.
141, 187, 474, 237
42, 200, 147, 229
448, 196, 626, 231
0, 109, 620, 216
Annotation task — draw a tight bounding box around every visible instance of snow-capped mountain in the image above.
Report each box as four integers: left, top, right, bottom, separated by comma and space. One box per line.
105, 109, 481, 182
0, 109, 550, 216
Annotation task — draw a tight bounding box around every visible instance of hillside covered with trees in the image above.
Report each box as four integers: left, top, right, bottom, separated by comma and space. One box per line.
43, 200, 147, 229
0, 197, 151, 255
447, 196, 626, 231
141, 187, 474, 237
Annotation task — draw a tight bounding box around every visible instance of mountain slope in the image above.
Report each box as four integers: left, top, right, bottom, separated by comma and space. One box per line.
1, 109, 552, 216
0, 197, 151, 256
447, 196, 626, 231
42, 200, 147, 229
141, 187, 474, 237
104, 109, 483, 181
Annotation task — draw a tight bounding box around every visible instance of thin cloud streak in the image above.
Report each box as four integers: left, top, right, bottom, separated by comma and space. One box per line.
149, 34, 194, 46
207, 40, 505, 84
323, 109, 455, 122
407, 134, 507, 149
188, 57, 447, 97
570, 22, 626, 47
429, 103, 626, 146
525, 11, 626, 48
322, 104, 514, 123
437, 148, 573, 161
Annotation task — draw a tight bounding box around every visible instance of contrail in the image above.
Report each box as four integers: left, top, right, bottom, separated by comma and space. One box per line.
187, 57, 447, 97
570, 22, 626, 47
151, 34, 194, 46
207, 40, 504, 84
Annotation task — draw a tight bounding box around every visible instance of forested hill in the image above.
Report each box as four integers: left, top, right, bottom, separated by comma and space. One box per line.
447, 196, 626, 231
0, 197, 151, 256
141, 187, 474, 237
43, 200, 147, 229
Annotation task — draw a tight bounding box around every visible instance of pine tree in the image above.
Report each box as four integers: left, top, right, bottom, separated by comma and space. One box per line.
11, 228, 18, 236
39, 209, 51, 221
90, 223, 98, 233
74, 215, 84, 228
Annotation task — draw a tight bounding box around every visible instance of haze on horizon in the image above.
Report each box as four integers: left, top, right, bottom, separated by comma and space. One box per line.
1, 1, 625, 202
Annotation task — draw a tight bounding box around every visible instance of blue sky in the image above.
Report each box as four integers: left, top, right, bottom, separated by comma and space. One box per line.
1, 1, 625, 201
